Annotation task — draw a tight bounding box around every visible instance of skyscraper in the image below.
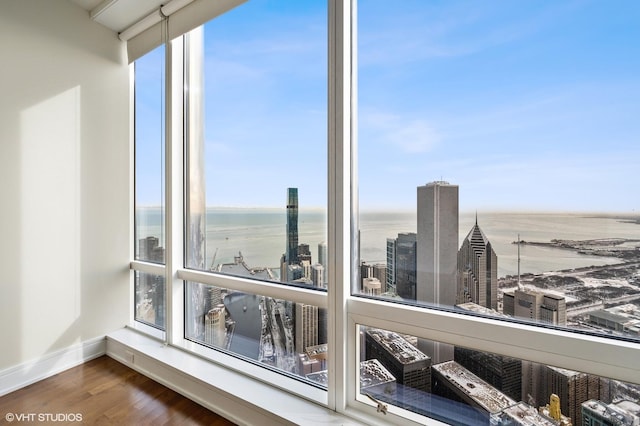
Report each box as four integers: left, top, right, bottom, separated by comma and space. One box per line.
503, 289, 567, 407
417, 182, 458, 364
286, 188, 299, 265
363, 277, 382, 296
454, 303, 522, 402
372, 263, 387, 293
453, 346, 522, 402
365, 328, 431, 409
582, 399, 640, 426
396, 233, 417, 300
311, 263, 325, 288
295, 303, 318, 354
138, 236, 164, 263
416, 181, 459, 306
503, 289, 567, 326
457, 216, 498, 309
318, 242, 328, 287
137, 237, 165, 327
204, 305, 226, 347
297, 243, 312, 264
546, 366, 610, 426
386, 238, 396, 294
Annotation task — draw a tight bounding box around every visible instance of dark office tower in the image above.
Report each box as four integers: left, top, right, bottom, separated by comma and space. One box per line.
395, 233, 417, 300
297, 243, 312, 264
546, 366, 608, 426
365, 328, 431, 409
386, 238, 396, 294
454, 346, 522, 402
286, 188, 299, 265
318, 308, 328, 345
457, 217, 498, 309
454, 303, 522, 402
432, 361, 516, 421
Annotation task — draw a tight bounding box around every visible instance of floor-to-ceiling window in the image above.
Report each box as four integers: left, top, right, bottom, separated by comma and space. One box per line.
352, 1, 640, 422
131, 1, 640, 424
133, 45, 166, 333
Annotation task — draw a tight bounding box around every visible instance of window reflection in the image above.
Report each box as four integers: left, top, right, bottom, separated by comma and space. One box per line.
357, 325, 640, 425
135, 271, 165, 330
185, 283, 327, 382
134, 45, 165, 264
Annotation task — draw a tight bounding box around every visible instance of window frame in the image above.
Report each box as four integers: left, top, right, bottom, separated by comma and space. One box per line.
129, 1, 640, 424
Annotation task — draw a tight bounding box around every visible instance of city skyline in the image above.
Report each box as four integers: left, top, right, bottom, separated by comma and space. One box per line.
139, 184, 640, 422
132, 0, 640, 213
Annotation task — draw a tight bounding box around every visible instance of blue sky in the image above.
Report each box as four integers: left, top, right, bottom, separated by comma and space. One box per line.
136, 0, 640, 213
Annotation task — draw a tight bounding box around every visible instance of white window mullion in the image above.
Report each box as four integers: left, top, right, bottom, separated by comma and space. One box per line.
166, 36, 186, 347
348, 297, 640, 386
177, 268, 327, 308
129, 64, 136, 327
130, 260, 166, 276
328, 0, 353, 413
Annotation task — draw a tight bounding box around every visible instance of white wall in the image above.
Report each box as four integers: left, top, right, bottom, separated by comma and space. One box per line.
0, 0, 130, 371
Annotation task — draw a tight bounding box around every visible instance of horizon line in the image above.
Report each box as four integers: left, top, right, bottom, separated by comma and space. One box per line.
135, 205, 639, 216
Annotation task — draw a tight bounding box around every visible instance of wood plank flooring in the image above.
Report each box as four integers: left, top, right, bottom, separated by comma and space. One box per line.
0, 356, 236, 425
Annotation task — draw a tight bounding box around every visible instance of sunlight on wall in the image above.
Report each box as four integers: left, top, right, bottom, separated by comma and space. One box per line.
20, 86, 82, 358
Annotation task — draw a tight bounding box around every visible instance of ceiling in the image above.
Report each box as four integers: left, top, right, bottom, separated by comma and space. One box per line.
69, 0, 166, 33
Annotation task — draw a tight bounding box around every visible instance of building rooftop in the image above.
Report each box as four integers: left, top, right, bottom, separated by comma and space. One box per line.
360, 359, 396, 390
366, 329, 430, 365
547, 365, 582, 378
582, 399, 640, 425
590, 309, 630, 323
588, 304, 640, 336
306, 359, 396, 390
615, 400, 640, 417
306, 344, 328, 360
457, 302, 508, 317
433, 361, 516, 414
492, 402, 557, 426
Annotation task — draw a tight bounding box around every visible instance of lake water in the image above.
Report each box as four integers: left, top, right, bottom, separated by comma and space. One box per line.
137, 208, 640, 278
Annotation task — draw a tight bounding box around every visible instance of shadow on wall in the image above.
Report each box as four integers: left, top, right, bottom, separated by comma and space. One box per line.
0, 0, 130, 378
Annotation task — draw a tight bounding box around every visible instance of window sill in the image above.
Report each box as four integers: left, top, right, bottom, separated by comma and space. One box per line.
106, 327, 364, 426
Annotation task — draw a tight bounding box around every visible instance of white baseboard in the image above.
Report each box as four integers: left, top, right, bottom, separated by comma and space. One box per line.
0, 336, 106, 397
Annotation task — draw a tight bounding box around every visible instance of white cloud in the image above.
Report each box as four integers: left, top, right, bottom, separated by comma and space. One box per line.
361, 110, 440, 153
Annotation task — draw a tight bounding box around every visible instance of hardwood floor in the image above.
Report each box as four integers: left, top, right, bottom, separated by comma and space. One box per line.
0, 356, 236, 425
